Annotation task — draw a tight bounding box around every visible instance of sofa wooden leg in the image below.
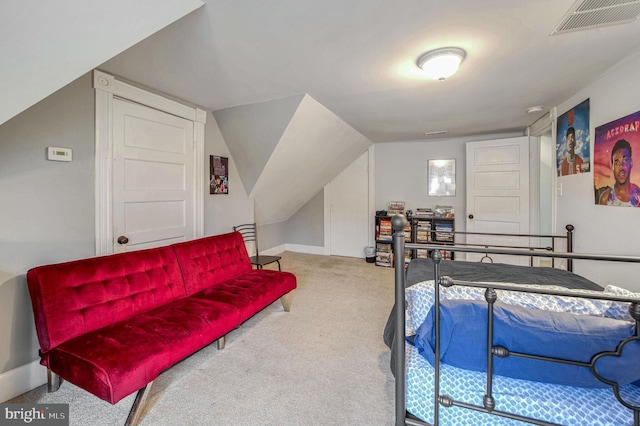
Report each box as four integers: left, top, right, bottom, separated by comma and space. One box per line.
217, 335, 226, 350
47, 369, 62, 393
124, 381, 154, 426
280, 293, 293, 312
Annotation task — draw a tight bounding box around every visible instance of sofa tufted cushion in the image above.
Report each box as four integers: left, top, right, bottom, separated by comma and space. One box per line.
48, 297, 240, 404
172, 232, 253, 296
27, 246, 186, 355
191, 269, 297, 321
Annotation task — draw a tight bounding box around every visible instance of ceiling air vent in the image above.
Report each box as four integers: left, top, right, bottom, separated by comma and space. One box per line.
551, 0, 640, 35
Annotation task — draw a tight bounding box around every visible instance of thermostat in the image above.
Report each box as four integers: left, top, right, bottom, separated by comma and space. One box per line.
47, 147, 72, 162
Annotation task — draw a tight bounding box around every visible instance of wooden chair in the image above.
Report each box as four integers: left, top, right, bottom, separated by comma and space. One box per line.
233, 223, 281, 271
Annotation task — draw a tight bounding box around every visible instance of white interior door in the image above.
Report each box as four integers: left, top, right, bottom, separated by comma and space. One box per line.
466, 137, 530, 265
112, 98, 195, 252
328, 151, 370, 257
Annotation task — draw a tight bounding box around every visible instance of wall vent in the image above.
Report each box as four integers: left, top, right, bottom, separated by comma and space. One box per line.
551, 0, 640, 35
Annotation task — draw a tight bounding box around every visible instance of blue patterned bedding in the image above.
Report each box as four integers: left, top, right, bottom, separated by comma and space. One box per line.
404, 280, 640, 425
406, 342, 640, 425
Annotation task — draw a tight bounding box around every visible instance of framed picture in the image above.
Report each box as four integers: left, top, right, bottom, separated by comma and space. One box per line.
593, 109, 640, 207
428, 159, 456, 196
209, 155, 229, 194
557, 98, 590, 176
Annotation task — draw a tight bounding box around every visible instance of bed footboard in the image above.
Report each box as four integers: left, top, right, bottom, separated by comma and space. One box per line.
391, 214, 640, 426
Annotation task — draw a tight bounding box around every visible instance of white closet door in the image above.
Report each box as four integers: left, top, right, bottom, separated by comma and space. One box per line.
466, 136, 530, 264
112, 98, 195, 252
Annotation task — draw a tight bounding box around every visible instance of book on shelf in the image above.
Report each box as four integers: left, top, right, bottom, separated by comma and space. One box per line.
435, 233, 454, 242
415, 220, 432, 243
415, 249, 429, 259
434, 221, 454, 242
388, 201, 405, 216
376, 251, 393, 267
434, 205, 454, 218
377, 217, 392, 241
414, 208, 434, 218
376, 242, 391, 252
416, 233, 431, 243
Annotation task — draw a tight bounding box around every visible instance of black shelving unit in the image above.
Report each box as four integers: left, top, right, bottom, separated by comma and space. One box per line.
375, 215, 411, 267
411, 216, 455, 260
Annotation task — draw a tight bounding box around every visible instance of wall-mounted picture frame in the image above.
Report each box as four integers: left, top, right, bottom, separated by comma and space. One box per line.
428, 159, 456, 196
210, 155, 229, 194
593, 109, 640, 207
557, 98, 590, 176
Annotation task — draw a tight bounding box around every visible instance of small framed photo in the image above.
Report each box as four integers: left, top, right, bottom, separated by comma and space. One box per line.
210, 155, 229, 194
428, 159, 456, 196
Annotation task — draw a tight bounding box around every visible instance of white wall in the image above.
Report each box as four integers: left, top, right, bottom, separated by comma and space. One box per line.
375, 140, 466, 230
204, 114, 253, 236
540, 133, 554, 236
286, 191, 324, 246
375, 132, 523, 235
0, 73, 96, 399
555, 50, 640, 291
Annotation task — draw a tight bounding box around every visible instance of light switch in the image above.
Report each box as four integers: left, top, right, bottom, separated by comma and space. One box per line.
47, 147, 72, 162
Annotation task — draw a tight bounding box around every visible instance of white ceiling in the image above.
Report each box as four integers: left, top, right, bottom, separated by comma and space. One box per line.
97, 0, 640, 143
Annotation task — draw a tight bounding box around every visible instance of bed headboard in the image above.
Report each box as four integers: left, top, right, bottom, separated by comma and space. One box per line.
450, 223, 575, 271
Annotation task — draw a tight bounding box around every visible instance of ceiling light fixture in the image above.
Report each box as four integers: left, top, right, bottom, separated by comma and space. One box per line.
417, 47, 466, 81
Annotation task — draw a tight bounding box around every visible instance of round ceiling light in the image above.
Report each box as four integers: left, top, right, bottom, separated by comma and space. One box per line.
417, 47, 466, 81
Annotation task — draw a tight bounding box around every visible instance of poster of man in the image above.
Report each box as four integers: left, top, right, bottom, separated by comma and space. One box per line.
557, 99, 590, 176
210, 155, 229, 194
594, 110, 640, 207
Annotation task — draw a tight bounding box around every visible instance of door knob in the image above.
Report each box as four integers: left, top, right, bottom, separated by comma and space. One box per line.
468, 214, 474, 219
117, 236, 129, 245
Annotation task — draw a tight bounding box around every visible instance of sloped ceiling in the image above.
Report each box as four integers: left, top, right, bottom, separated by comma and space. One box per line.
214, 94, 305, 194
0, 0, 203, 126
215, 94, 372, 224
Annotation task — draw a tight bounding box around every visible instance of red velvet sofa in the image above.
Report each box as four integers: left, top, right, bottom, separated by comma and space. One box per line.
26, 231, 296, 424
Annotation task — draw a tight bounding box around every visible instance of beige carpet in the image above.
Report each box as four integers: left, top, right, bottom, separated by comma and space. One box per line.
8, 252, 397, 425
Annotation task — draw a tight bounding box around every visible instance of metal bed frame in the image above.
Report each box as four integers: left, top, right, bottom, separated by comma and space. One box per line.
450, 224, 574, 271
391, 215, 640, 426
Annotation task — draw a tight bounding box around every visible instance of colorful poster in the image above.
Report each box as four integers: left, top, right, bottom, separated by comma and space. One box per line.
594, 110, 640, 207
209, 155, 229, 194
557, 99, 590, 176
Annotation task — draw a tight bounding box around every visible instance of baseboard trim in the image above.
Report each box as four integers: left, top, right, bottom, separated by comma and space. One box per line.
0, 360, 46, 402
284, 244, 326, 255
262, 244, 327, 256
261, 244, 287, 256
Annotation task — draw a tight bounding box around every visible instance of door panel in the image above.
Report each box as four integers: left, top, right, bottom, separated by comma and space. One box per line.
466, 137, 530, 265
113, 99, 195, 252
124, 159, 186, 191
